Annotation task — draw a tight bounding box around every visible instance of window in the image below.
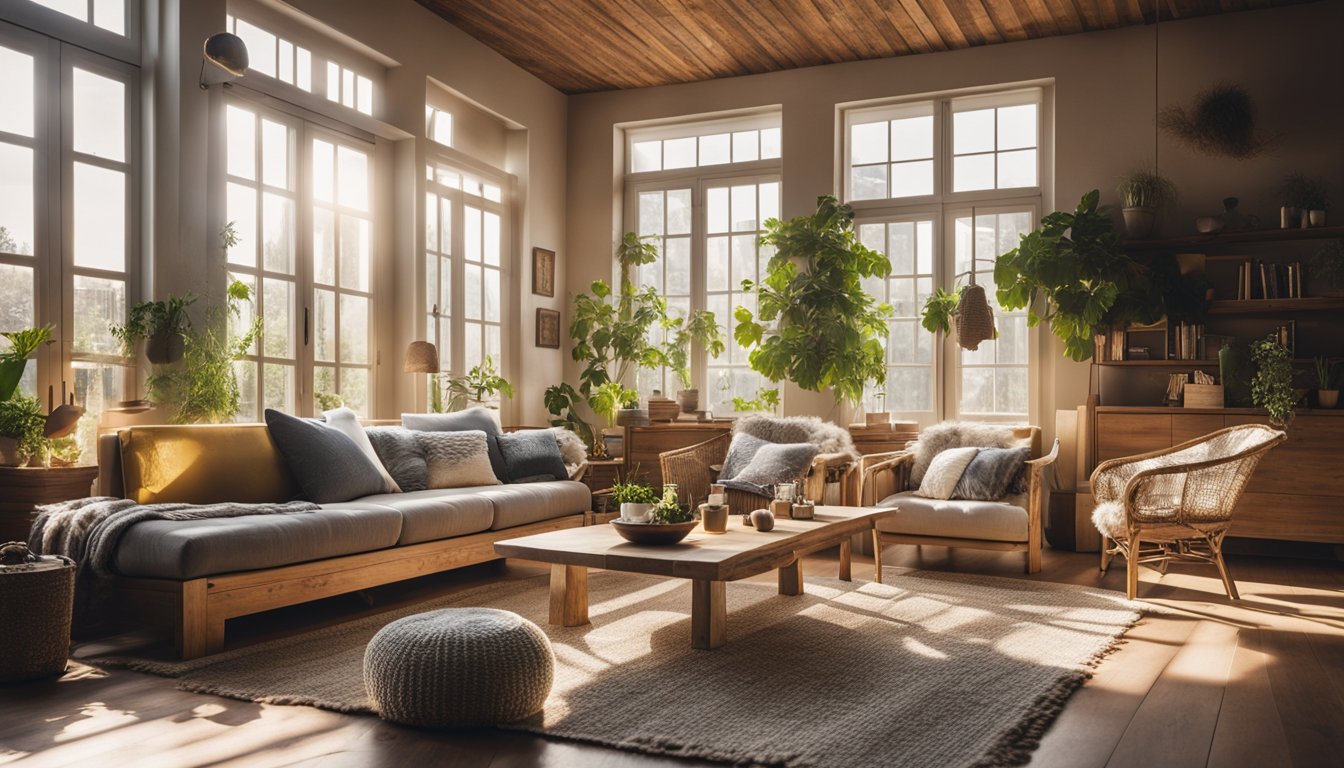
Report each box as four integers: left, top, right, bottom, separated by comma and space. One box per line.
0, 20, 138, 460
846, 87, 1044, 424
226, 99, 376, 418
24, 0, 124, 35
424, 160, 508, 390
625, 112, 781, 415
426, 106, 452, 148
225, 14, 373, 115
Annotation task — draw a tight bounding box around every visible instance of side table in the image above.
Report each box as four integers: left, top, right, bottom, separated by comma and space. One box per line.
0, 465, 100, 543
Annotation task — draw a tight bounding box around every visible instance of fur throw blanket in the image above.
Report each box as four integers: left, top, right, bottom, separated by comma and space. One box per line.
909, 422, 1032, 486
29, 497, 319, 577
733, 415, 859, 461
549, 427, 588, 478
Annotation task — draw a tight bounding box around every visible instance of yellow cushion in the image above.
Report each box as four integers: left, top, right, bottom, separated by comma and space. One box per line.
119, 424, 297, 504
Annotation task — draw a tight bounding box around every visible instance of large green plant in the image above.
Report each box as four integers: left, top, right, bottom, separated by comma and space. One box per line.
664, 310, 725, 390
145, 279, 261, 424
734, 195, 892, 408
0, 325, 54, 402
1251, 336, 1297, 426
445, 356, 514, 411
109, 294, 196, 357
994, 190, 1161, 361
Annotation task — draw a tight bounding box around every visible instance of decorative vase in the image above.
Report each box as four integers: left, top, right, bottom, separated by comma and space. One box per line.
677, 389, 699, 413
1310, 210, 1327, 227
1122, 207, 1156, 239
145, 330, 185, 364
1320, 390, 1340, 409
0, 437, 21, 467
1219, 344, 1254, 408
602, 431, 624, 459
620, 502, 652, 523
1281, 206, 1298, 229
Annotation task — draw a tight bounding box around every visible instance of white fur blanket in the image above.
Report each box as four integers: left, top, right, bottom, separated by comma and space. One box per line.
909, 422, 1032, 486
29, 497, 319, 577
733, 415, 859, 460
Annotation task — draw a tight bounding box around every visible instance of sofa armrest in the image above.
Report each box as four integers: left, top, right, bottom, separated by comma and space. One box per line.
860, 451, 914, 506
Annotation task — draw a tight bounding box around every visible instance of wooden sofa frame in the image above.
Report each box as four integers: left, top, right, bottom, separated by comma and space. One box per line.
857, 426, 1059, 574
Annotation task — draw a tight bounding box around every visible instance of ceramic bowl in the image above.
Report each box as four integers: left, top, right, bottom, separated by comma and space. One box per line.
610, 519, 698, 545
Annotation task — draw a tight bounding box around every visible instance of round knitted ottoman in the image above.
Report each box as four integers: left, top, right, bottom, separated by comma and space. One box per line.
363, 607, 554, 727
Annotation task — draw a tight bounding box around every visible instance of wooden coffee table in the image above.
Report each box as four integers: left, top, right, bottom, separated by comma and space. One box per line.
494, 505, 898, 649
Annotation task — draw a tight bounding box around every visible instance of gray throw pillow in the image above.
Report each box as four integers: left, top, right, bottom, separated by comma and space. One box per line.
952, 446, 1030, 501
733, 442, 819, 486
265, 409, 388, 504
720, 433, 769, 481
496, 430, 569, 483
366, 427, 429, 492
403, 408, 508, 483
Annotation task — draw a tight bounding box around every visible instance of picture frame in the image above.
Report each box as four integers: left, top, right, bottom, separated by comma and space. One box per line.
532, 247, 555, 297
536, 308, 561, 349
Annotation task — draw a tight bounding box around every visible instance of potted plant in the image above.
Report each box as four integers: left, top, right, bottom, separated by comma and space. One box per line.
1250, 335, 1298, 427
1281, 173, 1329, 228
0, 395, 46, 467
590, 381, 637, 456
995, 190, 1163, 361
610, 479, 658, 522
110, 294, 196, 364
736, 195, 892, 413
0, 326, 54, 402
1315, 356, 1339, 409
663, 309, 725, 413
1116, 170, 1177, 239
1312, 241, 1344, 297
444, 356, 514, 411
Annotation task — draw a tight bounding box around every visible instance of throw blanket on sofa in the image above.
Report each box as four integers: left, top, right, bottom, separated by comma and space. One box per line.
29, 497, 320, 577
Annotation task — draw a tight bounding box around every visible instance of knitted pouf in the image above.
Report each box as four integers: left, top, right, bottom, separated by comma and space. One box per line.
363, 607, 554, 727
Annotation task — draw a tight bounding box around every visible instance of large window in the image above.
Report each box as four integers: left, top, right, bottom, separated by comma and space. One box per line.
625, 113, 781, 416
226, 99, 375, 418
0, 20, 137, 461
846, 87, 1043, 424
225, 12, 375, 116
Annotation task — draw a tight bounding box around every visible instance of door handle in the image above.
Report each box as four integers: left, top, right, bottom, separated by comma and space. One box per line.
304, 307, 310, 346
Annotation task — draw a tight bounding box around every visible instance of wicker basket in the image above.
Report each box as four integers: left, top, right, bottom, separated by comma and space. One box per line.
0, 543, 75, 682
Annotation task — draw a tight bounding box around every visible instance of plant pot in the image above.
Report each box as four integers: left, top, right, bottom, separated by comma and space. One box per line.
677, 389, 699, 413
1320, 390, 1340, 409
1122, 207, 1156, 239
1310, 210, 1327, 228
614, 408, 647, 427
0, 437, 21, 467
619, 502, 652, 523
602, 431, 624, 459
1281, 206, 1298, 229
145, 330, 185, 364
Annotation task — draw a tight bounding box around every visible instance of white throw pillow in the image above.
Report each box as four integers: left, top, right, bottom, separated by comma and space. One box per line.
418, 430, 501, 489
915, 446, 980, 500
324, 407, 400, 493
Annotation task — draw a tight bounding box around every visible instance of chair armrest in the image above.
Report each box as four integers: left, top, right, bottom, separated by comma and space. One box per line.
859, 449, 909, 472
859, 451, 914, 505
568, 461, 588, 482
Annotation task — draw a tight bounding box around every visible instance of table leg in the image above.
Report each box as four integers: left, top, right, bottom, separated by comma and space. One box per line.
872, 529, 884, 584
548, 563, 589, 627
691, 579, 727, 649
778, 557, 803, 596
838, 539, 852, 581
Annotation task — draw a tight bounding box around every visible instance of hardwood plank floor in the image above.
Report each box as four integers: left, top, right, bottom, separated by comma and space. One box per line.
1, 544, 1340, 767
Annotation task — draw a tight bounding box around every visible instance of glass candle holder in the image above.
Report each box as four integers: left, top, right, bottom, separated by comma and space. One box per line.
776, 482, 796, 502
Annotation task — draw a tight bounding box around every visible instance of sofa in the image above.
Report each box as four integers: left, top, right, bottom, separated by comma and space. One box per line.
95, 420, 592, 659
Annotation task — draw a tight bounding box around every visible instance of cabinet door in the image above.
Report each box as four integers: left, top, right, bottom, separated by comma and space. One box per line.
1096, 414, 1171, 461
1171, 414, 1226, 446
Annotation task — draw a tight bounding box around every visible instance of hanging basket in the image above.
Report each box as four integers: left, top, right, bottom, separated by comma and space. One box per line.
955, 283, 997, 351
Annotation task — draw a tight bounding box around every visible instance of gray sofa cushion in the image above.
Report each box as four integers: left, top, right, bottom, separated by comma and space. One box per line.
356, 488, 495, 545
366, 427, 429, 492
720, 433, 768, 481
732, 442, 818, 486
404, 408, 508, 482
876, 491, 1029, 542
477, 481, 593, 530
112, 503, 404, 579
952, 446, 1030, 501
496, 430, 569, 483
265, 409, 387, 503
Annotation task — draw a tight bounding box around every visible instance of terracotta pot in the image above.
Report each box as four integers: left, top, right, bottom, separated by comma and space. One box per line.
0, 437, 21, 467
145, 330, 185, 364
1122, 207, 1156, 239
1320, 390, 1340, 409
677, 389, 699, 413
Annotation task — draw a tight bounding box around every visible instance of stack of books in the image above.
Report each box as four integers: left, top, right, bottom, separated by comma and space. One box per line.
1236, 259, 1304, 300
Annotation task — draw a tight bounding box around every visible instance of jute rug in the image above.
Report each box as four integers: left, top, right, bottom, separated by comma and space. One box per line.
82, 568, 1145, 767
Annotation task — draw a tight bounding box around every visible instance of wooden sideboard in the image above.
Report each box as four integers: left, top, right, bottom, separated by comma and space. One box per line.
1093, 407, 1343, 544
0, 465, 100, 543
623, 421, 732, 488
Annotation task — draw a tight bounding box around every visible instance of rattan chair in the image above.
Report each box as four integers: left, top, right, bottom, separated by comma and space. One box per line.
659, 432, 856, 512
1090, 424, 1286, 600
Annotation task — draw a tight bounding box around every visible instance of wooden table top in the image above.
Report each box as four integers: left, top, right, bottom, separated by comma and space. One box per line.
495, 506, 897, 582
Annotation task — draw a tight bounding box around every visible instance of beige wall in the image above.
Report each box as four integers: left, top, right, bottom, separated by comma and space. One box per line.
564, 2, 1344, 441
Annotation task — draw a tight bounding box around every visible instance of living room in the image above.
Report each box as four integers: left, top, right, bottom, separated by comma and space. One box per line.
1, 0, 1341, 765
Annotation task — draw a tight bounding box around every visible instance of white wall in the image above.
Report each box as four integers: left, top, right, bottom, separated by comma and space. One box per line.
564, 2, 1344, 441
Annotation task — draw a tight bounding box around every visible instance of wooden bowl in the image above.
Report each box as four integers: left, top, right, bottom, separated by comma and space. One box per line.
610, 519, 698, 545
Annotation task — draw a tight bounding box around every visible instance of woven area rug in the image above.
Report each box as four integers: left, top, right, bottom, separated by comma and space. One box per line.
82, 568, 1145, 767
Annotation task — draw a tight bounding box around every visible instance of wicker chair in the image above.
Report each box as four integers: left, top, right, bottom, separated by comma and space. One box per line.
1090, 424, 1286, 600
658, 432, 857, 512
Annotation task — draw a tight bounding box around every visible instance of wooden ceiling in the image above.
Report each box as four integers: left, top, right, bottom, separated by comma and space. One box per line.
417, 0, 1314, 94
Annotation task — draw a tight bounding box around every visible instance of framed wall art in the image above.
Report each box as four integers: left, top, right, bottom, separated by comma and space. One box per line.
536, 307, 561, 348
532, 247, 555, 297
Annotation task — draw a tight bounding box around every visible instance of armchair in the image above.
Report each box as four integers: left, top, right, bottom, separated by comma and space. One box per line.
859, 425, 1059, 574
659, 432, 857, 512
1089, 424, 1285, 600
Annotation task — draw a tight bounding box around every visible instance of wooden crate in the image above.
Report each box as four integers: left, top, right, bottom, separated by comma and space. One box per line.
1183, 384, 1225, 408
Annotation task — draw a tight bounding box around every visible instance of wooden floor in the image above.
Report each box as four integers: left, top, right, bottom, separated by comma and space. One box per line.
2, 542, 1342, 768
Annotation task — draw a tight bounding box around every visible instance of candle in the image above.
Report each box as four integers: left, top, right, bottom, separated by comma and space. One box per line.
708, 492, 725, 506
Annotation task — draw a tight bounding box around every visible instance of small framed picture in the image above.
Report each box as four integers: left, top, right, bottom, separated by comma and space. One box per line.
532, 247, 555, 297
536, 308, 560, 349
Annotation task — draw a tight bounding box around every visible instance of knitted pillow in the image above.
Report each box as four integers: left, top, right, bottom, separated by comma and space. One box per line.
417, 430, 501, 489
365, 427, 428, 492
952, 446, 1030, 501
915, 447, 980, 500
403, 408, 508, 483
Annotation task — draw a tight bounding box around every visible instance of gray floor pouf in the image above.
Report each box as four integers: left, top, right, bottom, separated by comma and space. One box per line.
364, 607, 554, 727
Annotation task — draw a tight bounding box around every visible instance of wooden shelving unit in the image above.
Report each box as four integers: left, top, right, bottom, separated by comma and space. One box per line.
1207, 297, 1344, 314
1124, 225, 1344, 251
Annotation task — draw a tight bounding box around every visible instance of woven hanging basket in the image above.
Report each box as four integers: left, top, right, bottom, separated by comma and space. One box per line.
0, 543, 75, 682
955, 283, 997, 351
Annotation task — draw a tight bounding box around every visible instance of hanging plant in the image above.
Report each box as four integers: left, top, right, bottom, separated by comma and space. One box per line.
1159, 84, 1274, 159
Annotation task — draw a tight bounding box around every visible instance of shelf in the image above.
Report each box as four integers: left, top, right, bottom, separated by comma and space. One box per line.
1124, 225, 1344, 251
1094, 359, 1218, 366
1206, 297, 1344, 314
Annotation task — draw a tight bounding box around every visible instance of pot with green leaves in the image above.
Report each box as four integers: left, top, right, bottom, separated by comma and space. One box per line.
1315, 356, 1339, 409
0, 396, 47, 467
611, 480, 658, 522
110, 294, 196, 364
665, 310, 725, 413
444, 356, 514, 411
1117, 170, 1176, 240
1251, 336, 1298, 427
